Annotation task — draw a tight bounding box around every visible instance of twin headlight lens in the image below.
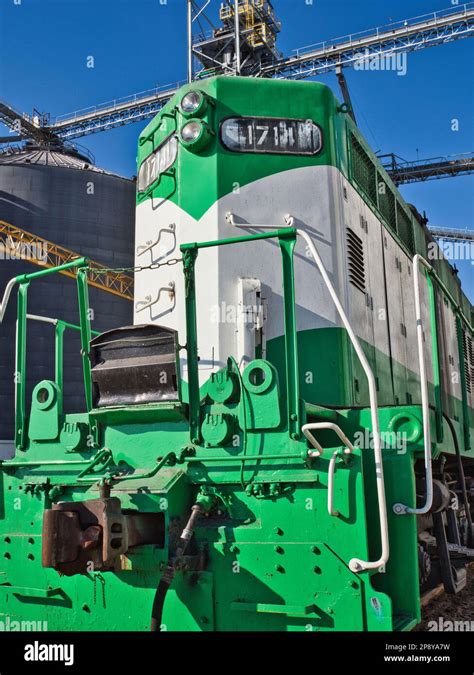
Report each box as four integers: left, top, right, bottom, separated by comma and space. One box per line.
179, 90, 212, 151
137, 134, 178, 193
181, 121, 203, 143
138, 91, 211, 192
179, 119, 212, 152
180, 90, 207, 117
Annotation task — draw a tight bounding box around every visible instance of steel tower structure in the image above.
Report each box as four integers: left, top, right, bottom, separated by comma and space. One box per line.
21, 2, 474, 141
1, 2, 473, 186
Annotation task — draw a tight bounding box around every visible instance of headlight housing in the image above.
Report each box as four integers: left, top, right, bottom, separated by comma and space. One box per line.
179, 119, 212, 152
179, 90, 208, 117
137, 134, 178, 193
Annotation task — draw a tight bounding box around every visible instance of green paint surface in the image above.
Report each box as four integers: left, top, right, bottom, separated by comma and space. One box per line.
137, 77, 341, 220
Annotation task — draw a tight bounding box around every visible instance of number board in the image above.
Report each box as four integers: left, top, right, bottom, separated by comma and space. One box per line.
220, 117, 322, 156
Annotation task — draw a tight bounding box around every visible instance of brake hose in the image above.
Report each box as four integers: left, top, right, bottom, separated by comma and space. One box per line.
150, 493, 215, 631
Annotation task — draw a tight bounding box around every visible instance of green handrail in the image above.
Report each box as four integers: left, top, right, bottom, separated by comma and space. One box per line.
76, 268, 93, 411
15, 257, 89, 284
13, 258, 90, 450
180, 228, 300, 444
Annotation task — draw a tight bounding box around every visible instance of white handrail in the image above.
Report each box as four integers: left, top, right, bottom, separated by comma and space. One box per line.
301, 423, 324, 456
297, 231, 389, 572
304, 421, 356, 453
135, 283, 175, 313
393, 254, 434, 516
302, 422, 354, 517
0, 278, 17, 324
227, 217, 390, 572
26, 314, 58, 326
136, 223, 176, 257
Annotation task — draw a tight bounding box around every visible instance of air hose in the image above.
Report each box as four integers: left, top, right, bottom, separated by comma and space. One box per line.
150, 492, 215, 631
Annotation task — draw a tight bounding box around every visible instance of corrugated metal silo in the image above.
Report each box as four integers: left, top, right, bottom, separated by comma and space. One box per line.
0, 143, 135, 446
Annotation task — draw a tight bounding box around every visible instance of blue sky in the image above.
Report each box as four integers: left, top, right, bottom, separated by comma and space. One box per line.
0, 0, 472, 297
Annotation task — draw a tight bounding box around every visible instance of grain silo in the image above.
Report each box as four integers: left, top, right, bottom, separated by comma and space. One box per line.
0, 143, 135, 450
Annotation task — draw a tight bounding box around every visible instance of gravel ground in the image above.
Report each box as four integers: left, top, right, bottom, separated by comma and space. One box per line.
415, 566, 474, 630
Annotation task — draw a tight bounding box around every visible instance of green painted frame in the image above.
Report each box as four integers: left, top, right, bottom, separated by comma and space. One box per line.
13, 257, 91, 449
180, 227, 300, 444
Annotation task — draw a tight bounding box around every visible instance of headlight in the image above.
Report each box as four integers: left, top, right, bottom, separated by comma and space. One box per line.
179, 90, 207, 117
179, 119, 212, 152
137, 134, 177, 193
181, 121, 202, 143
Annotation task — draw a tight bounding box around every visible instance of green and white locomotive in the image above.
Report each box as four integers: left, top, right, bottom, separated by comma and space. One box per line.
0, 76, 473, 632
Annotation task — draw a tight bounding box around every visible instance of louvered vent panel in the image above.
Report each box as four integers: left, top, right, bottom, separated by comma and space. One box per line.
465, 331, 473, 395
346, 227, 366, 293
351, 134, 377, 206
377, 171, 397, 233
461, 328, 473, 395
470, 334, 474, 398
396, 203, 415, 255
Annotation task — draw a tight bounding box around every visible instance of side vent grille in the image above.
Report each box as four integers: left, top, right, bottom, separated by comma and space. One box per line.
396, 203, 415, 255
346, 227, 366, 293
351, 133, 377, 205
461, 329, 473, 395
377, 171, 397, 233
470, 334, 474, 397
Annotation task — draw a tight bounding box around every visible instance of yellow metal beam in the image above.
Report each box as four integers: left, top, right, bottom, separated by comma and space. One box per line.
0, 220, 133, 301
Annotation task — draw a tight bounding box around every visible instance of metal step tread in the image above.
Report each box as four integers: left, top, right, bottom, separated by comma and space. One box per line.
447, 543, 474, 558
